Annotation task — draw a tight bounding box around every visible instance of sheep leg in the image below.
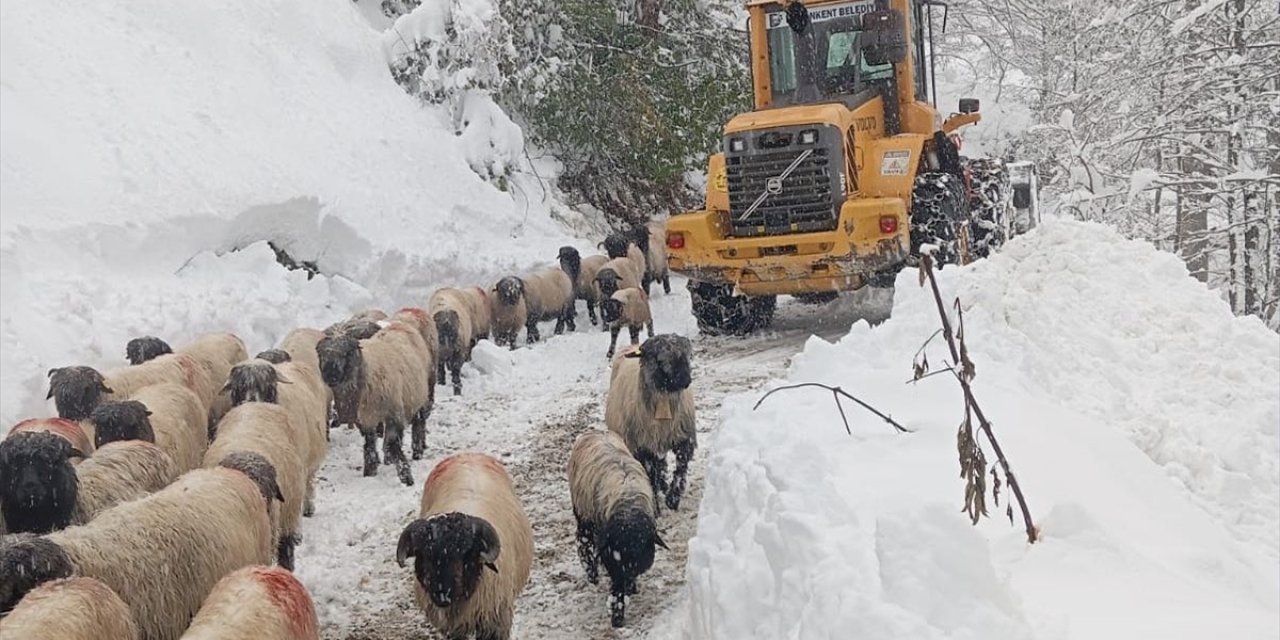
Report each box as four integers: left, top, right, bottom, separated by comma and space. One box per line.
628, 324, 641, 345
360, 426, 380, 477
662, 274, 671, 294
525, 319, 541, 344
575, 514, 599, 584
609, 581, 631, 628
411, 408, 427, 461
667, 440, 695, 511
436, 360, 447, 387
449, 355, 464, 396
642, 273, 653, 297
646, 320, 655, 338
565, 301, 577, 332
304, 476, 316, 517
385, 419, 414, 486
277, 533, 297, 571
635, 450, 666, 514
607, 326, 621, 359
587, 299, 598, 325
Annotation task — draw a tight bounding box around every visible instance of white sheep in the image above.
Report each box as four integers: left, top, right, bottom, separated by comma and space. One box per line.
567, 430, 667, 627
204, 402, 308, 570
601, 287, 655, 359
47, 353, 217, 426
428, 287, 478, 396
0, 454, 281, 640
0, 576, 139, 640
390, 307, 440, 457
489, 276, 528, 349
180, 565, 319, 640
175, 333, 250, 427
90, 382, 207, 473
396, 453, 533, 640
603, 232, 647, 290
72, 440, 179, 525
592, 258, 643, 318
522, 266, 576, 341
315, 322, 431, 485
605, 334, 697, 513
558, 247, 611, 326
223, 359, 329, 516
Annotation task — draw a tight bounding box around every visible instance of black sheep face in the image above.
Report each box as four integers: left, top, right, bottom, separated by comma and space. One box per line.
46, 366, 113, 421
217, 451, 286, 505
633, 334, 693, 393
255, 349, 292, 364
601, 298, 624, 325
628, 224, 651, 255
225, 361, 285, 405
0, 433, 78, 535
558, 246, 582, 278
495, 276, 525, 306
603, 233, 630, 260
433, 309, 461, 348
90, 400, 155, 448
599, 506, 663, 588
397, 513, 500, 609
316, 335, 360, 388
343, 321, 382, 341
0, 533, 74, 614
125, 336, 172, 365
595, 269, 621, 299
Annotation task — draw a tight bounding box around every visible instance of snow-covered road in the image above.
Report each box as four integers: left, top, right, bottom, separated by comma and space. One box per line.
293, 280, 892, 639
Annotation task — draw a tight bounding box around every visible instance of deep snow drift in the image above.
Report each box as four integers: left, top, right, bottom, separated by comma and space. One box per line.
684, 218, 1279, 640
0, 0, 582, 431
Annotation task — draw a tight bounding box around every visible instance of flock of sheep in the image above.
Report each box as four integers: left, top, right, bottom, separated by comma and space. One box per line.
0, 222, 698, 639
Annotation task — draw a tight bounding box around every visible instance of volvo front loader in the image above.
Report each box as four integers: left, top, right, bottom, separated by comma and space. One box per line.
664, 0, 1037, 335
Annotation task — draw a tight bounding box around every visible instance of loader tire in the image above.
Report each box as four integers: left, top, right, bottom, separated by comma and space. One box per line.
964, 157, 1011, 259
689, 281, 776, 336
910, 172, 969, 265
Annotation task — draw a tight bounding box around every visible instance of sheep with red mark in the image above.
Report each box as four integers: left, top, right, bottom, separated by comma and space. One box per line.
180, 565, 319, 640
6, 417, 94, 461
558, 246, 611, 326
47, 352, 216, 427
568, 430, 668, 627
204, 403, 308, 570
90, 382, 207, 472
316, 322, 431, 484
605, 334, 697, 513
489, 276, 528, 349
125, 336, 172, 366
522, 266, 576, 341
0, 576, 138, 640
601, 287, 655, 359
0, 453, 281, 640
397, 453, 533, 640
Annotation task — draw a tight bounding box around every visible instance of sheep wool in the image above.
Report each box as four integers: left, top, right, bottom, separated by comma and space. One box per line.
558, 247, 611, 326
73, 441, 178, 525
116, 383, 207, 473
181, 566, 319, 640
522, 267, 576, 341
205, 403, 307, 570
593, 257, 643, 304
488, 277, 528, 349
643, 223, 670, 295
428, 287, 477, 396
277, 328, 326, 371
398, 453, 533, 640
602, 288, 655, 359
176, 333, 249, 427
0, 576, 139, 640
6, 418, 94, 460
460, 287, 492, 342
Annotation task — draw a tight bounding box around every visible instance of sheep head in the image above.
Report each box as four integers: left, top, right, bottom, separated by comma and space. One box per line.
397, 513, 501, 609
125, 336, 173, 365
255, 349, 292, 364
433, 309, 462, 351
600, 297, 624, 325
599, 504, 666, 587
628, 334, 693, 393
595, 268, 621, 299
628, 223, 651, 255
217, 451, 286, 505
0, 533, 73, 615
90, 400, 156, 448
494, 276, 525, 306
46, 366, 113, 421
316, 334, 361, 389
602, 233, 630, 260
224, 360, 290, 405
0, 432, 79, 535
558, 246, 582, 280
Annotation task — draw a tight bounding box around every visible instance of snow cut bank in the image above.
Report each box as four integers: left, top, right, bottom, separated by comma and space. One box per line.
684, 218, 1279, 640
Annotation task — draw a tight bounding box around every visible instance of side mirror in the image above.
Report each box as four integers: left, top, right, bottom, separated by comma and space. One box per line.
860, 10, 906, 65
959, 98, 980, 114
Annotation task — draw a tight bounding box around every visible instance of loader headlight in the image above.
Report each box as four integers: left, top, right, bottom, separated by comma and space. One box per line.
728, 137, 746, 153
799, 129, 819, 145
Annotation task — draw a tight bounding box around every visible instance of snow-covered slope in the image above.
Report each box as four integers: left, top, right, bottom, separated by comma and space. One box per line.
684, 218, 1279, 640
0, 0, 579, 430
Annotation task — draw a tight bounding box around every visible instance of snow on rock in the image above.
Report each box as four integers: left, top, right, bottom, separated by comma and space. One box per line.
685, 218, 1279, 640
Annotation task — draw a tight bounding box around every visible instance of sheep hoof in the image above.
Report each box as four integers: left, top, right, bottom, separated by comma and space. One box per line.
303, 500, 315, 518
397, 468, 414, 487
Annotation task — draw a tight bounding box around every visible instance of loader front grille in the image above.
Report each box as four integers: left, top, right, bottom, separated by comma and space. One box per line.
725, 125, 843, 238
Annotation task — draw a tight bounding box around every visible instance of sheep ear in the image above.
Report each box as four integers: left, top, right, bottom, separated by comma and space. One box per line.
274, 484, 285, 503
473, 518, 501, 567
396, 521, 426, 568
654, 532, 670, 551
276, 372, 293, 385
219, 381, 232, 396
624, 349, 643, 359
67, 446, 85, 460
99, 382, 114, 394
484, 561, 499, 574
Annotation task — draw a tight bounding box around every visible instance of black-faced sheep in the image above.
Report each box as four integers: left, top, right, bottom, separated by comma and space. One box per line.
601, 287, 655, 359
90, 382, 207, 472
0, 455, 280, 640
0, 432, 78, 534
429, 288, 478, 396
205, 402, 308, 570
567, 431, 667, 627
603, 232, 647, 287
391, 307, 440, 459
315, 323, 430, 484
558, 247, 611, 326
605, 335, 696, 512
522, 267, 576, 341
223, 359, 329, 516
0, 576, 139, 640
628, 222, 671, 296
592, 258, 643, 320
180, 565, 319, 640
125, 336, 173, 366
489, 276, 528, 349
5, 417, 93, 462
47, 352, 217, 425
397, 453, 533, 640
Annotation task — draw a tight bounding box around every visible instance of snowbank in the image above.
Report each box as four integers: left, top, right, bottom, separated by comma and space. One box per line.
0, 0, 584, 430
685, 218, 1279, 639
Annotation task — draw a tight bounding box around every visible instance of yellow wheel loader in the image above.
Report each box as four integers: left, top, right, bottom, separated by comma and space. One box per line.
664, 0, 1035, 335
